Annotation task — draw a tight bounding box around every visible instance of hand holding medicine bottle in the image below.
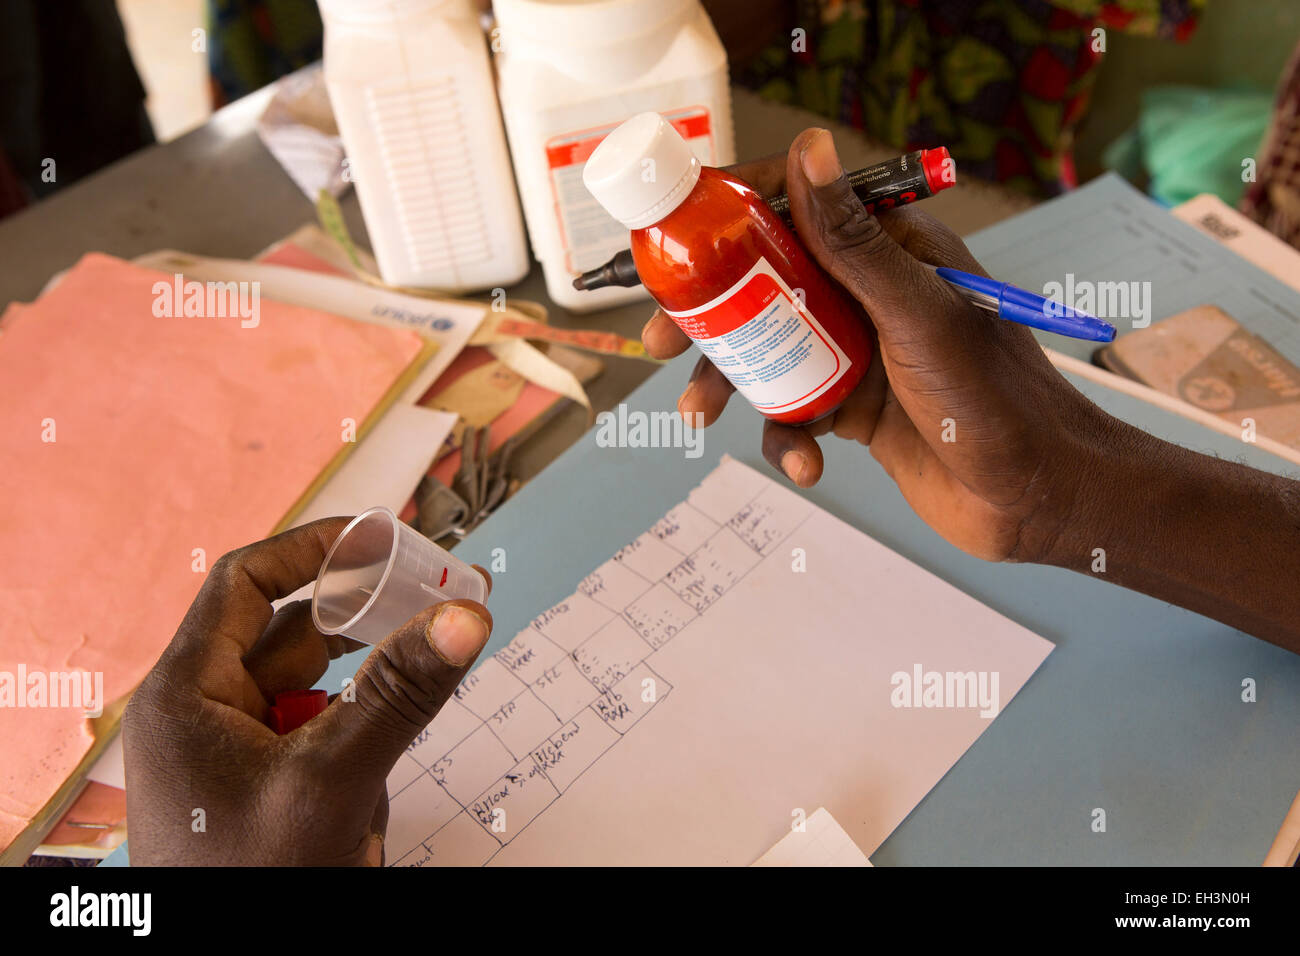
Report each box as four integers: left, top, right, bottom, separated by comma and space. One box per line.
638, 126, 1111, 563
643, 129, 1300, 652
584, 113, 875, 426
122, 518, 493, 865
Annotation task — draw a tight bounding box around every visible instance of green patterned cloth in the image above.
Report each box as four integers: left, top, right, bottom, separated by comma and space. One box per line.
739, 0, 1204, 195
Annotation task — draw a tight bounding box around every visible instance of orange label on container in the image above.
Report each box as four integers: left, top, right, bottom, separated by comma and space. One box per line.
545, 107, 715, 274
545, 112, 713, 170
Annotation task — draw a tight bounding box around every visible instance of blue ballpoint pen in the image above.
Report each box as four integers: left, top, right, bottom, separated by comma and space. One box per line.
935, 267, 1117, 343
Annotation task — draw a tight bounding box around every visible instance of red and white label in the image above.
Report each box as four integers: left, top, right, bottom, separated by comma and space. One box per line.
545, 107, 715, 274
663, 257, 852, 414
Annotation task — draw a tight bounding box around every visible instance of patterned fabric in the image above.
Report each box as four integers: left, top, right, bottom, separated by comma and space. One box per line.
207, 0, 324, 107
1240, 40, 1300, 248
738, 0, 1203, 196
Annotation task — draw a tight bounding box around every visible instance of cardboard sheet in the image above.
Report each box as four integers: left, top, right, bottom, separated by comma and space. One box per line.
0, 253, 424, 851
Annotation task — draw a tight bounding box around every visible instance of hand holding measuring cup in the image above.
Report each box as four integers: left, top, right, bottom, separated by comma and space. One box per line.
312, 506, 488, 644
123, 515, 492, 866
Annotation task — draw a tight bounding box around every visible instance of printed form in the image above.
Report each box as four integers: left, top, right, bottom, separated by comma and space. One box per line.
384, 456, 1054, 866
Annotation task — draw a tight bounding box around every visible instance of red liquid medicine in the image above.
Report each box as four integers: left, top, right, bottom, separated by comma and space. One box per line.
583, 112, 872, 424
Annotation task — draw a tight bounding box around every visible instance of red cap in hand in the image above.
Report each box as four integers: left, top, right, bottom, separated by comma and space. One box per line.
268, 689, 329, 734
920, 147, 956, 194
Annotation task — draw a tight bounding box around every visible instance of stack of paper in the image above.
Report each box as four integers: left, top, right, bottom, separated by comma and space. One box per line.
0, 253, 428, 854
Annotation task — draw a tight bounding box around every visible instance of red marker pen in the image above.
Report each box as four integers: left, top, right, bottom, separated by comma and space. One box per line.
583, 113, 873, 426
573, 146, 954, 292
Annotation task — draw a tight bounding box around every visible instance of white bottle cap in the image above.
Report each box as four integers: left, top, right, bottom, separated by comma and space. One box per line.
583, 112, 702, 230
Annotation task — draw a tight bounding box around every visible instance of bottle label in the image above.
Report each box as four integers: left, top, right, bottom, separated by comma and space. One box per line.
662, 257, 852, 415
545, 107, 715, 274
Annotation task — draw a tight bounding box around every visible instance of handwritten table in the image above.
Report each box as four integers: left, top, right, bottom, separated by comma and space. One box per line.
384, 471, 810, 865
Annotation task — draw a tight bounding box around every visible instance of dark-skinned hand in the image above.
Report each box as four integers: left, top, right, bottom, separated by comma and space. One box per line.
642, 128, 1121, 562
122, 517, 493, 865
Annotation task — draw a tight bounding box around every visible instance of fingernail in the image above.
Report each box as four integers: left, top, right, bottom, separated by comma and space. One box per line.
364, 833, 383, 867
426, 605, 489, 666
801, 129, 842, 187
781, 451, 808, 485
677, 383, 697, 415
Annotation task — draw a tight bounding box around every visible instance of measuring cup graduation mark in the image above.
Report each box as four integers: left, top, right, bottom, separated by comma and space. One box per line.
312, 506, 487, 644
417, 568, 450, 597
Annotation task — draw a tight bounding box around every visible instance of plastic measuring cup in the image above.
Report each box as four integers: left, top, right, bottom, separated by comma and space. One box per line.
311, 506, 487, 645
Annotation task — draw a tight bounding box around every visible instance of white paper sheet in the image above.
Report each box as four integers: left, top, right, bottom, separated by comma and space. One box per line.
383, 456, 1054, 866
752, 807, 872, 867
1173, 193, 1300, 294
290, 403, 455, 527
87, 738, 125, 791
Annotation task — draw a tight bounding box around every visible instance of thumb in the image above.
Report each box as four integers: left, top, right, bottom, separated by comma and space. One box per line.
783, 129, 985, 360
308, 599, 492, 780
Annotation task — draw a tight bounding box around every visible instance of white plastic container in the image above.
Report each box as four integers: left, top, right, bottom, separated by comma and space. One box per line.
492, 0, 734, 312
318, 0, 528, 292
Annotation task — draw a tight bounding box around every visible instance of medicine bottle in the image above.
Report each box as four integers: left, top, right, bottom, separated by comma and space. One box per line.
318, 0, 528, 292
492, 0, 734, 313
584, 113, 872, 425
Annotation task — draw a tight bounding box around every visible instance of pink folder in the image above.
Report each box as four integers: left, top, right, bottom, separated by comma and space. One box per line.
0, 253, 424, 850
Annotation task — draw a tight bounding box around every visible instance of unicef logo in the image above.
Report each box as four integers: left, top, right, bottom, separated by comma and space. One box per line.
1181, 376, 1235, 411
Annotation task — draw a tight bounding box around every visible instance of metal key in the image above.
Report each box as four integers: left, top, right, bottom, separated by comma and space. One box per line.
478, 436, 517, 518
414, 476, 469, 541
